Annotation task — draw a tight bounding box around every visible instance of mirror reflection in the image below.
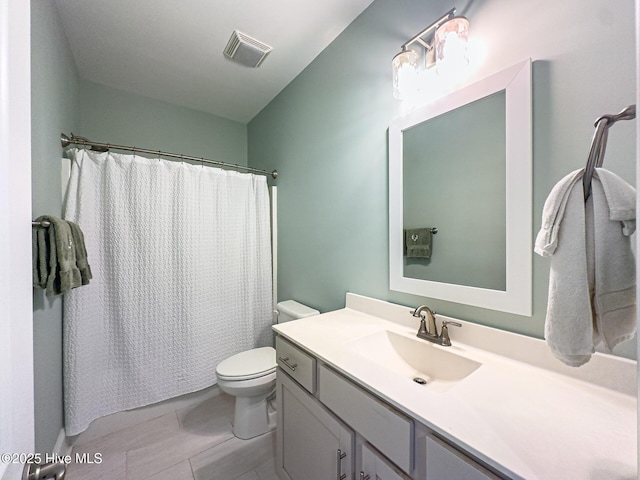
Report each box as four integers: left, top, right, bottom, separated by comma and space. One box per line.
402, 91, 506, 290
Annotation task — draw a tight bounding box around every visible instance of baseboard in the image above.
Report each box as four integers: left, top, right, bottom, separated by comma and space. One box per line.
53, 428, 73, 457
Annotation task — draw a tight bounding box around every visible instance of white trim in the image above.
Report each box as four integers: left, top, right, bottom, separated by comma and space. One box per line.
271, 186, 278, 324
0, 0, 34, 478
389, 59, 532, 316
53, 429, 72, 457
635, 0, 640, 468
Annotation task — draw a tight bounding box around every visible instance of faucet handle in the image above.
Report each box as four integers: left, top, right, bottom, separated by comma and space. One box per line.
441, 320, 461, 328
440, 320, 462, 346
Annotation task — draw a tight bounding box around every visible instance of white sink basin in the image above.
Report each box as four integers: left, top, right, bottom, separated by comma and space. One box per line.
349, 330, 481, 384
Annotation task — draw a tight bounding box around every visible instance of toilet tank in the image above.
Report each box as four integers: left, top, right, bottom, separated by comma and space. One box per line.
276, 300, 319, 323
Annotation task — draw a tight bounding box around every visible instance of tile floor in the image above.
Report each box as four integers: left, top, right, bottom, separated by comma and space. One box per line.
65, 389, 278, 480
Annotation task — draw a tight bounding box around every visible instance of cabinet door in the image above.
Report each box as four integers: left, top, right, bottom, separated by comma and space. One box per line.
361, 443, 411, 480
276, 371, 354, 480
425, 434, 501, 480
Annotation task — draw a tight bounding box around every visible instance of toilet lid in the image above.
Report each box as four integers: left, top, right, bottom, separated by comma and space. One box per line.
216, 347, 276, 380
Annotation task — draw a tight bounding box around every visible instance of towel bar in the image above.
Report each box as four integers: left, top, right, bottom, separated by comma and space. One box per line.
32, 220, 51, 227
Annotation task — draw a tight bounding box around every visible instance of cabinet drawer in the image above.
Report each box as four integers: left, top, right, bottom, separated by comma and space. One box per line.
276, 336, 316, 394
425, 434, 501, 480
319, 364, 413, 475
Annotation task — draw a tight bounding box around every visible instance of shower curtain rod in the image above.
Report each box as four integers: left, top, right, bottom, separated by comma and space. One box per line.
60, 133, 278, 179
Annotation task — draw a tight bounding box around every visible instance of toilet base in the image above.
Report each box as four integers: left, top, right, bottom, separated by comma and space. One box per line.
233, 392, 276, 440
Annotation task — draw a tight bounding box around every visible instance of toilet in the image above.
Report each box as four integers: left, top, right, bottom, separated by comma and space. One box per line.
215, 300, 319, 439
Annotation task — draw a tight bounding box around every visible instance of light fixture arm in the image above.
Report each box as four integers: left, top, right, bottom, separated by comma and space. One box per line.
414, 37, 432, 50
400, 7, 456, 51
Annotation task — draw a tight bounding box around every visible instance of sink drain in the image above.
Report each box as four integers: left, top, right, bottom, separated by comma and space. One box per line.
413, 377, 427, 385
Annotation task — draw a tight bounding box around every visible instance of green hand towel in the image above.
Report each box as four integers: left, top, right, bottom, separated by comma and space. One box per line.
35, 215, 82, 296
33, 222, 49, 289
32, 227, 40, 288
404, 228, 433, 259
45, 223, 61, 295
67, 220, 92, 285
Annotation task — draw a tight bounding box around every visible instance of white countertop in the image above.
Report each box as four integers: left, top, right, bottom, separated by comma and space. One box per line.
273, 294, 637, 480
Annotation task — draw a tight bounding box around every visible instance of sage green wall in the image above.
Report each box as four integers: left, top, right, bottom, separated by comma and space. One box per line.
31, 0, 80, 453
79, 81, 248, 165
248, 0, 636, 358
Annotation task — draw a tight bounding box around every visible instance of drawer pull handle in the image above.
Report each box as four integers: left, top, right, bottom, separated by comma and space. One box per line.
360, 473, 370, 480
337, 449, 347, 480
278, 356, 298, 371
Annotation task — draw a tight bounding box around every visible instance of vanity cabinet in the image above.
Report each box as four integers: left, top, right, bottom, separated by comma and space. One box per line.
275, 335, 505, 480
275, 347, 354, 480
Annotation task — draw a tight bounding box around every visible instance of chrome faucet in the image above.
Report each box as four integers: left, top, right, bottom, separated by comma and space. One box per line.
411, 305, 461, 346
411, 305, 438, 338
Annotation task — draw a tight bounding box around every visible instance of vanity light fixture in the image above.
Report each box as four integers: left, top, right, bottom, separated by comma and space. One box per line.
392, 7, 470, 100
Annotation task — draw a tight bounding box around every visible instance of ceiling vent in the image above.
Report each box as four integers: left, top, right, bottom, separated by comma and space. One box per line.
224, 30, 272, 68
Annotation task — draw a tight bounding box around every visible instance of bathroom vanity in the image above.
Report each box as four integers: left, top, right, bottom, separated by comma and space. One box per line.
272, 294, 636, 480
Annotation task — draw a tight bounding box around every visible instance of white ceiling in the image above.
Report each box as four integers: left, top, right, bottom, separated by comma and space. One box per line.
54, 0, 374, 123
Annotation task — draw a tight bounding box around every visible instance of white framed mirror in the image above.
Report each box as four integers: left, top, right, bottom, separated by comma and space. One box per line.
389, 59, 532, 316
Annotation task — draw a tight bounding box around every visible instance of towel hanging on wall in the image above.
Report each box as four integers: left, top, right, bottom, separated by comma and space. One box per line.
32, 215, 91, 296
536, 105, 636, 367
535, 168, 636, 367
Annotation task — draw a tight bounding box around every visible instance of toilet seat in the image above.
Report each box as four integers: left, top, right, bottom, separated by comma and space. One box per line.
216, 346, 276, 381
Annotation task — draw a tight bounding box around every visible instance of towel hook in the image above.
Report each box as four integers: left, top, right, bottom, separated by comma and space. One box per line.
583, 104, 636, 201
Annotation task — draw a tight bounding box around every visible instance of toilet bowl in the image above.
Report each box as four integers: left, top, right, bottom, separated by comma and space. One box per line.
216, 300, 320, 440
215, 346, 277, 439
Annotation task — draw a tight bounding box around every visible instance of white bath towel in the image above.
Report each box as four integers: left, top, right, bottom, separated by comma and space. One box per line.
534, 169, 584, 258
592, 168, 636, 351
535, 168, 636, 367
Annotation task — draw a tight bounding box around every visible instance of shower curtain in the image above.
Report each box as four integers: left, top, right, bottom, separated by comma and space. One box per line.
63, 149, 273, 436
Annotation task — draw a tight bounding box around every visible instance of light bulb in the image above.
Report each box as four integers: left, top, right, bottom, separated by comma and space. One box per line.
392, 49, 419, 100
434, 17, 469, 81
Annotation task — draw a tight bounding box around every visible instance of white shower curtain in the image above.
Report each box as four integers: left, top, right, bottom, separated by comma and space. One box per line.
63, 149, 273, 436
